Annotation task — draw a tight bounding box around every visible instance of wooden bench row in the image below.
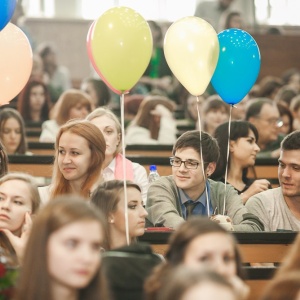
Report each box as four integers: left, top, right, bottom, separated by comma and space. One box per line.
140, 231, 296, 264
8, 153, 279, 187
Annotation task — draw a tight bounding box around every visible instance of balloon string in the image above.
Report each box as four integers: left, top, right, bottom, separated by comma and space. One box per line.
222, 104, 233, 215
120, 93, 130, 245
196, 96, 209, 217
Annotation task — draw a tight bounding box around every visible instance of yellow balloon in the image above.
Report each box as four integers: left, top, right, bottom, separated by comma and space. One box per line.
164, 17, 219, 96
89, 7, 153, 94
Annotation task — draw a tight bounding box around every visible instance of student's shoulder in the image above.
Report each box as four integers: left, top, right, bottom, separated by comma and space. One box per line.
149, 175, 175, 188
247, 187, 282, 207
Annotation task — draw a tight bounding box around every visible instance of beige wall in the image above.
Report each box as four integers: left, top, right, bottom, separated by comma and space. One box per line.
25, 18, 94, 85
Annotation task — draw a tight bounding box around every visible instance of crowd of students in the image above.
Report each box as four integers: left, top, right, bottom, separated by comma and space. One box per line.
2, 11, 300, 299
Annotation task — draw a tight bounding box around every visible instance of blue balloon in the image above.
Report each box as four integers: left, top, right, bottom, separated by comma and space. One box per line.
211, 29, 261, 105
0, 0, 17, 31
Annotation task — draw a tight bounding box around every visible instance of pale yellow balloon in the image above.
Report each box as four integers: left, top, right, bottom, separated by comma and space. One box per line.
164, 17, 219, 96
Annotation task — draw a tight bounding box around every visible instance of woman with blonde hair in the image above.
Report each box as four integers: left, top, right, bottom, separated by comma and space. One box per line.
86, 107, 148, 202
38, 119, 106, 204
14, 196, 110, 300
125, 95, 177, 145
39, 89, 92, 142
0, 172, 41, 265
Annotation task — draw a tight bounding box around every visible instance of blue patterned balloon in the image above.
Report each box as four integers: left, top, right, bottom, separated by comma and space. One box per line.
0, 0, 17, 31
211, 29, 261, 105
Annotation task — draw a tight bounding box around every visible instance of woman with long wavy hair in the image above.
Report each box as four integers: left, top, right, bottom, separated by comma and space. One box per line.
38, 119, 106, 204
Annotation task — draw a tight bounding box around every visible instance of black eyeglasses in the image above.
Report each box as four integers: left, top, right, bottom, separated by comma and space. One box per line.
169, 157, 200, 170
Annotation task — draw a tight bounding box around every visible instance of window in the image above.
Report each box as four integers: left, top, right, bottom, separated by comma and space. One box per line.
23, 0, 197, 21
255, 0, 300, 25
23, 0, 300, 26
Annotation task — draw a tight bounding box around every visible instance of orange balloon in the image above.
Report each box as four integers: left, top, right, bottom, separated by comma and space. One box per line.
0, 23, 32, 105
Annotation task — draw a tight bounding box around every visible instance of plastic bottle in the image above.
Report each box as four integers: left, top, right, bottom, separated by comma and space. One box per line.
148, 165, 160, 183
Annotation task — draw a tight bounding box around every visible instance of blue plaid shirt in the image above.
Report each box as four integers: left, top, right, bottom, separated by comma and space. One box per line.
179, 180, 213, 219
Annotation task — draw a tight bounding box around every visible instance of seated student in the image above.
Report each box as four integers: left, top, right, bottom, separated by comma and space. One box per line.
144, 217, 249, 300
138, 20, 174, 96
146, 130, 263, 231
157, 267, 238, 300
38, 119, 106, 204
125, 95, 177, 145
257, 76, 283, 100
14, 196, 110, 300
274, 85, 297, 108
281, 67, 300, 94
259, 271, 300, 300
290, 94, 300, 131
245, 98, 284, 158
246, 130, 300, 231
222, 11, 244, 30
86, 107, 149, 202
0, 108, 30, 155
272, 233, 300, 279
277, 103, 294, 135
39, 89, 92, 143
0, 173, 40, 265
213, 121, 270, 204
199, 95, 229, 136
36, 42, 72, 103
0, 140, 8, 177
81, 77, 111, 109
17, 79, 52, 123
91, 180, 148, 250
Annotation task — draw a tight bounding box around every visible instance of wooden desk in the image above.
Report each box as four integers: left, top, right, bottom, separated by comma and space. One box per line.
8, 153, 280, 185
8, 155, 54, 179
7, 155, 172, 178
28, 142, 55, 155
125, 144, 172, 157
248, 157, 279, 187
139, 231, 297, 264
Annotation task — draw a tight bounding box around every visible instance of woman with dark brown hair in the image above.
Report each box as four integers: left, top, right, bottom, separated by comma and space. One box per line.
125, 95, 177, 145
14, 196, 110, 300
0, 108, 29, 155
91, 180, 148, 250
213, 120, 270, 204
17, 79, 52, 122
144, 217, 248, 300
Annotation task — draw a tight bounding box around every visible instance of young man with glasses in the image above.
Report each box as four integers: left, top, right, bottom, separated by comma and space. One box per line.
146, 130, 263, 231
246, 130, 300, 231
